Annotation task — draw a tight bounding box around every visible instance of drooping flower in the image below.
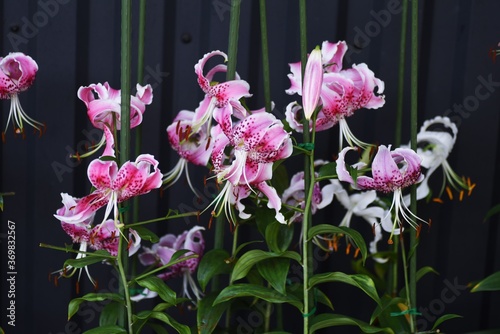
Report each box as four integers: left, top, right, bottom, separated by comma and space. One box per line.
286, 41, 384, 148
132, 226, 205, 302
208, 112, 293, 224
89, 219, 141, 257
75, 82, 153, 157
163, 109, 214, 194
281, 161, 335, 223
0, 52, 44, 140
411, 116, 475, 202
336, 145, 426, 243
192, 50, 251, 135
54, 153, 162, 226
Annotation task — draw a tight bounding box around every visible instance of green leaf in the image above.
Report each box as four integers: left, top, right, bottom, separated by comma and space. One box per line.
197, 291, 230, 334
257, 257, 290, 294
484, 203, 500, 221
370, 295, 410, 332
0, 194, 3, 211
136, 275, 177, 305
231, 250, 301, 283
309, 313, 393, 333
197, 249, 232, 291
82, 325, 126, 334
308, 224, 368, 264
265, 221, 294, 254
132, 226, 159, 243
317, 161, 337, 180
272, 163, 290, 196
213, 283, 303, 311
431, 313, 462, 330
471, 271, 500, 292
135, 311, 190, 334
309, 272, 381, 306
169, 249, 191, 263
416, 266, 439, 282
68, 293, 123, 320
99, 301, 123, 326
64, 250, 113, 268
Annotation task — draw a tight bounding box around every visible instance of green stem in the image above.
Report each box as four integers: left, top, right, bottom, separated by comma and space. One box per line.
259, 0, 272, 113
298, 2, 314, 332
394, 0, 408, 148
409, 0, 419, 331
120, 0, 132, 165
117, 231, 133, 333
389, 0, 408, 297
226, 0, 241, 81
39, 243, 115, 259
125, 211, 198, 228
119, 0, 132, 331
133, 0, 147, 224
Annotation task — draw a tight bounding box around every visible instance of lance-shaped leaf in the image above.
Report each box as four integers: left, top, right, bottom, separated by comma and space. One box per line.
231, 249, 301, 283
213, 283, 303, 311
68, 293, 123, 320
309, 313, 393, 334
307, 224, 368, 264
197, 249, 232, 291
471, 271, 500, 292
309, 272, 381, 306
136, 275, 177, 305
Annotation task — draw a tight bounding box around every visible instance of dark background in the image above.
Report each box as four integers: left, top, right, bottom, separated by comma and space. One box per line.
1, 0, 500, 333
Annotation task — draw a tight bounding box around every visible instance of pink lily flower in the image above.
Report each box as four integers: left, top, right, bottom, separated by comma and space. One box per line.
193, 50, 252, 135
89, 219, 141, 257
336, 145, 425, 243
76, 82, 153, 157
132, 226, 205, 302
164, 109, 214, 194
0, 52, 44, 140
54, 153, 162, 226
302, 47, 323, 120
286, 41, 384, 148
208, 113, 293, 224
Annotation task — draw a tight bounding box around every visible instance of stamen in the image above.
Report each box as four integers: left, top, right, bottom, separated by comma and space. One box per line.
459, 190, 464, 201
432, 198, 444, 204
354, 248, 360, 258
446, 186, 453, 200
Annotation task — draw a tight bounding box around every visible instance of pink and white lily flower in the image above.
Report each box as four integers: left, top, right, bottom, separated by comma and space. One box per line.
0, 52, 44, 140
76, 82, 153, 157
336, 145, 425, 243
286, 41, 384, 148
54, 153, 162, 227
208, 112, 293, 224
193, 50, 251, 136
89, 219, 141, 257
164, 109, 214, 195
132, 226, 205, 302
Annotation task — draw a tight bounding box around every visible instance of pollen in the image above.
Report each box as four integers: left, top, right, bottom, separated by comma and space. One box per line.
432, 197, 444, 204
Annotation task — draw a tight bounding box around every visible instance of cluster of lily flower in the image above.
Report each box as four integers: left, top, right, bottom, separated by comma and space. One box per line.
0, 40, 474, 303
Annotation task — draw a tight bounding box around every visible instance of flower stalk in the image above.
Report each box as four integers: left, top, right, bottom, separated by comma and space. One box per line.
119, 0, 132, 331
409, 0, 419, 331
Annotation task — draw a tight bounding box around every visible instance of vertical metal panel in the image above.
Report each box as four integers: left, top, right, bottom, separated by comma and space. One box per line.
1, 0, 500, 332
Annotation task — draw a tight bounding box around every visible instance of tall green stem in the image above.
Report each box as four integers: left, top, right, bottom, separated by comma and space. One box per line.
120, 0, 132, 165
298, 1, 314, 333
226, 0, 241, 81
259, 0, 272, 113
388, 0, 408, 297
409, 0, 419, 331
119, 0, 132, 331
